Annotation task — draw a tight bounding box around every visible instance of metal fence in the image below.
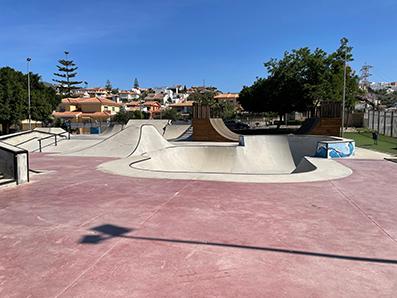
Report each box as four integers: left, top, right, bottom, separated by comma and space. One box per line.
364, 110, 397, 137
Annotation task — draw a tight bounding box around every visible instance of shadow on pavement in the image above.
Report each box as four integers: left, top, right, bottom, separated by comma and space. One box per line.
80, 224, 397, 265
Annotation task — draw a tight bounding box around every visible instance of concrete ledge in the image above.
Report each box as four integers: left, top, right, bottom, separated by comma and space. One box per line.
0, 142, 29, 184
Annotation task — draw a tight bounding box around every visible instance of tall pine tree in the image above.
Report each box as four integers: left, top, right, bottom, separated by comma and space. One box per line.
105, 80, 112, 91
133, 78, 139, 89
53, 51, 82, 97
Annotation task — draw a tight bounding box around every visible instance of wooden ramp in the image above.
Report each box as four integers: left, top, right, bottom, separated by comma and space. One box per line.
298, 102, 342, 137
192, 103, 240, 142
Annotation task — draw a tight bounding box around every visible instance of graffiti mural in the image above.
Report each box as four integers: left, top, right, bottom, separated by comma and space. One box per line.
315, 141, 355, 158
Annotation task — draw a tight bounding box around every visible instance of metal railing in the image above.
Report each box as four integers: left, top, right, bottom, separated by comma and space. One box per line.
38, 132, 70, 152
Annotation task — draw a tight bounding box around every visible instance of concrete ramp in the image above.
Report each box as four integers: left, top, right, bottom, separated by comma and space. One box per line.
100, 124, 124, 137
34, 127, 66, 134
126, 119, 170, 134
38, 122, 187, 156
63, 121, 174, 157
209, 118, 240, 142
131, 126, 172, 156
65, 124, 142, 157
163, 124, 191, 140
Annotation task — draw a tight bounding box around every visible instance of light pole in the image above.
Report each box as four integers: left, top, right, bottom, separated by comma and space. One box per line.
27, 57, 32, 130
341, 53, 347, 138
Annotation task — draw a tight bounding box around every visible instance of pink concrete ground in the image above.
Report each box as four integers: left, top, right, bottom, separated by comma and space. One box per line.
1, 153, 397, 297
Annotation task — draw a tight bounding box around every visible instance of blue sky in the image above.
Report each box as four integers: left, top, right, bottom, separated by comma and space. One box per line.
1, 0, 397, 92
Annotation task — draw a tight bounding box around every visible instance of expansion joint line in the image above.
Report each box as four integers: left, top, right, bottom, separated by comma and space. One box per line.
54, 181, 194, 297
330, 180, 397, 245
139, 181, 195, 227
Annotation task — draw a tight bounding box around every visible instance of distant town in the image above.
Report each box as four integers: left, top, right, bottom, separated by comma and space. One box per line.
54, 82, 240, 121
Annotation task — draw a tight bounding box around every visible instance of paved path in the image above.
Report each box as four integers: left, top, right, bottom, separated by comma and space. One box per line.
1, 153, 397, 297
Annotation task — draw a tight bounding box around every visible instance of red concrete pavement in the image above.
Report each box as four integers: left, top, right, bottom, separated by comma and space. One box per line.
0, 153, 397, 297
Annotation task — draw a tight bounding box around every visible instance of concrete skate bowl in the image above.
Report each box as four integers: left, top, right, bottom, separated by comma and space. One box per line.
98, 126, 353, 183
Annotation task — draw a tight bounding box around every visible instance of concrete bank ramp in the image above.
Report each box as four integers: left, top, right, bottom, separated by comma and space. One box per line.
34, 127, 66, 134
62, 120, 171, 157
126, 119, 170, 133
100, 124, 124, 137
98, 131, 353, 183
127, 120, 191, 140
64, 124, 142, 157
131, 125, 172, 156
163, 124, 191, 140
39, 121, 186, 156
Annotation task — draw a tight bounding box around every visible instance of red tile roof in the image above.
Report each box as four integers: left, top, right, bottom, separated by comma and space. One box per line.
169, 101, 194, 107
144, 101, 161, 107
79, 111, 112, 118
53, 111, 112, 118
214, 93, 239, 100
61, 97, 121, 107
125, 102, 140, 107
52, 111, 82, 118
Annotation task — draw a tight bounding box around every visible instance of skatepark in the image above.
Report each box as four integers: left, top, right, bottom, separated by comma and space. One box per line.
1, 119, 360, 183
0, 118, 397, 297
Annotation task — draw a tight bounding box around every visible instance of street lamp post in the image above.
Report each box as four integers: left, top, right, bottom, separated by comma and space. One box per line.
341, 53, 347, 138
27, 57, 32, 130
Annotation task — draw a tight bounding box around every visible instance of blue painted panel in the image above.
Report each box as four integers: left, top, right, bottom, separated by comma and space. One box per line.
90, 127, 101, 134
315, 143, 328, 158
315, 141, 355, 158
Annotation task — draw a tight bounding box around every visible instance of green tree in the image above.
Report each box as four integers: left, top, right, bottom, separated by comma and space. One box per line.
0, 67, 58, 134
105, 80, 112, 92
239, 38, 360, 119
188, 90, 236, 119
369, 88, 397, 108
216, 100, 236, 119
113, 110, 148, 125
162, 108, 179, 121
133, 78, 139, 89
53, 51, 82, 97
188, 90, 216, 105
113, 109, 130, 125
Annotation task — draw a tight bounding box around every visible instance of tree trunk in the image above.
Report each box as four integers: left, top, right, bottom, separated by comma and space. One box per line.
277, 114, 283, 129
310, 107, 316, 118
1, 121, 10, 135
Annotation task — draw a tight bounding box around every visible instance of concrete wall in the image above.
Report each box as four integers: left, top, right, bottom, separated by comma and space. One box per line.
365, 110, 397, 137
288, 135, 336, 165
